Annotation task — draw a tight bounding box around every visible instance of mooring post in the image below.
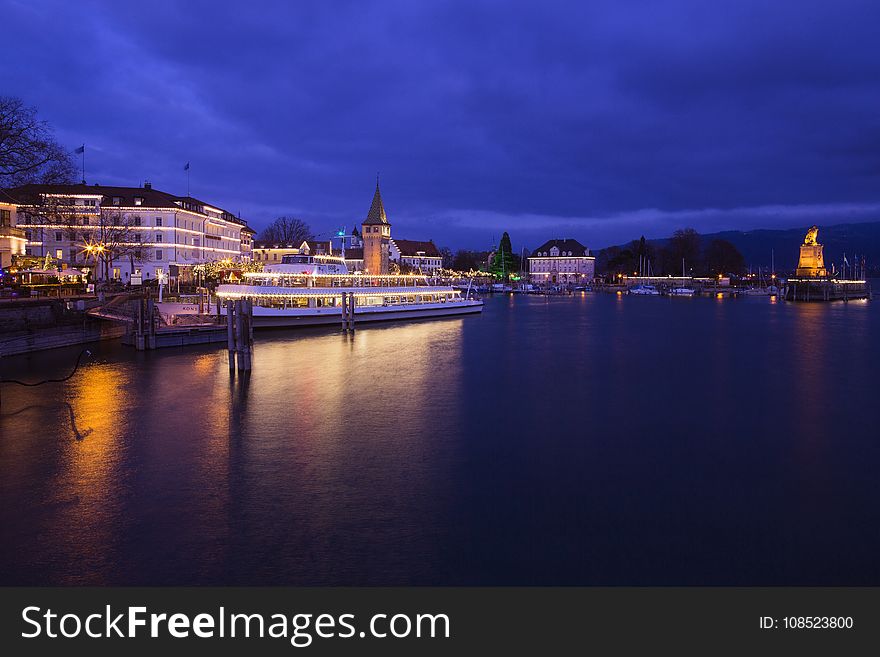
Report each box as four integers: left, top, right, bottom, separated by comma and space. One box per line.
340, 292, 348, 332
348, 292, 355, 332
146, 297, 156, 349
226, 299, 235, 371
246, 298, 254, 344
234, 299, 245, 371
240, 299, 252, 371
135, 297, 144, 350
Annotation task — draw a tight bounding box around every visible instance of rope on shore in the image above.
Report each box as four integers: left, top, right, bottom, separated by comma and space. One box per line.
0, 349, 92, 410
0, 349, 92, 386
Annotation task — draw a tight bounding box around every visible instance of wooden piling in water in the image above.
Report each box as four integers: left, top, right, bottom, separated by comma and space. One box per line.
241, 299, 253, 371
246, 298, 254, 344
234, 299, 244, 371
146, 297, 156, 350
340, 291, 356, 333
341, 292, 349, 332
136, 297, 144, 350
226, 299, 235, 371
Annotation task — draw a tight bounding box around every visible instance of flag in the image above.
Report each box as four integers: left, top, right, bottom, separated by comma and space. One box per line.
75, 145, 85, 154
184, 162, 190, 171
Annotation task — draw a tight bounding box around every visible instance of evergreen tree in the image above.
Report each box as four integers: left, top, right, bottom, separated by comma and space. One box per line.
490, 232, 516, 280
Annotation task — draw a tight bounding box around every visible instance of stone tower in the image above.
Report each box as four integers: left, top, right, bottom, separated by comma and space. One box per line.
361, 179, 391, 274
795, 225, 827, 277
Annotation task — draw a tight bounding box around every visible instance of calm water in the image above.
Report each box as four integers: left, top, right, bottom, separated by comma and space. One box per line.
1, 292, 878, 585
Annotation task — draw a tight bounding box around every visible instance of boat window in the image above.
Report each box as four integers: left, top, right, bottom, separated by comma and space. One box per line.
281, 255, 312, 264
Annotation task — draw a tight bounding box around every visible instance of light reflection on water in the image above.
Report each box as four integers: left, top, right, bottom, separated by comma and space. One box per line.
1, 294, 879, 585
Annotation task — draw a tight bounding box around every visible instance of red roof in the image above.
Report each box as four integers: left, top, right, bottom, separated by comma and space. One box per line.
392, 239, 441, 257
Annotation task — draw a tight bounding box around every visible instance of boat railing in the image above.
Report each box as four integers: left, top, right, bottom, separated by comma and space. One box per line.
241, 272, 436, 288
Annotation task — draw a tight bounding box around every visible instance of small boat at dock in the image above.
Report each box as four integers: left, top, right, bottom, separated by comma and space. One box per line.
629, 284, 660, 296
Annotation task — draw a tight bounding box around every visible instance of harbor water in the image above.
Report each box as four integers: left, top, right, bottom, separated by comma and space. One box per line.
1, 292, 879, 585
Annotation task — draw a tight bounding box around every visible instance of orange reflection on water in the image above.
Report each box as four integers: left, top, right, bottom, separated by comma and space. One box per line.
238, 320, 466, 562
49, 364, 131, 584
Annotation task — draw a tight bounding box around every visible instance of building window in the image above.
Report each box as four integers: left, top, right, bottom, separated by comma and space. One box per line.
156, 250, 163, 260
112, 197, 121, 205
155, 234, 162, 243
155, 217, 162, 226
134, 197, 144, 206
55, 249, 63, 259
133, 234, 141, 242
55, 231, 62, 241
133, 216, 141, 226
0, 209, 10, 226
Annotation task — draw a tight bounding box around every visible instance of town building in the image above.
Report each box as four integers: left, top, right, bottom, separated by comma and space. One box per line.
390, 238, 443, 274
332, 226, 363, 254
341, 247, 364, 272
528, 238, 595, 285
6, 182, 254, 284
251, 184, 438, 276
362, 181, 391, 274
0, 194, 26, 269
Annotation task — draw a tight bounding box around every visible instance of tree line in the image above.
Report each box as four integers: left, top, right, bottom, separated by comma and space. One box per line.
601, 228, 745, 277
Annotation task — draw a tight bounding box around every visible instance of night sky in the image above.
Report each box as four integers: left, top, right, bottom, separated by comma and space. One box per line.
3, 0, 879, 249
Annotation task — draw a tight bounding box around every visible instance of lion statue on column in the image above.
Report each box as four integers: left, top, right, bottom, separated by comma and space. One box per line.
803, 226, 819, 246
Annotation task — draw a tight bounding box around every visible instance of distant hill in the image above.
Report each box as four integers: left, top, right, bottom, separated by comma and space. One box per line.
596, 221, 880, 274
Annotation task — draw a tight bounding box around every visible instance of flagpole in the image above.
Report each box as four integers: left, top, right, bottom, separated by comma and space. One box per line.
81, 144, 85, 184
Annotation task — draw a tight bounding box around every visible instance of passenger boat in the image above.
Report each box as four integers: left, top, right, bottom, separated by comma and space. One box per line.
212, 254, 483, 328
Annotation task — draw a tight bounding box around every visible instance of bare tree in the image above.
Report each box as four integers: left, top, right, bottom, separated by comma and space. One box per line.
93, 211, 147, 284
258, 216, 313, 244
0, 96, 76, 186
13, 191, 81, 260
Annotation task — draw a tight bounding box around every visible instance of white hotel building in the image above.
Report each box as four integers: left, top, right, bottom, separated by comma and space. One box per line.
528, 238, 595, 285
0, 194, 26, 269
7, 182, 254, 283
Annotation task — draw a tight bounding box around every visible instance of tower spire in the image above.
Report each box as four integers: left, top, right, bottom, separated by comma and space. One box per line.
364, 176, 389, 225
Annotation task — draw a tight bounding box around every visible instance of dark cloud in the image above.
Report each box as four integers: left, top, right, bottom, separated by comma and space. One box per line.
3, 0, 879, 249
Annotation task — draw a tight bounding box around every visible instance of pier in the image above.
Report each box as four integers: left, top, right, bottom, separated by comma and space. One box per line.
119, 295, 250, 352
783, 278, 871, 302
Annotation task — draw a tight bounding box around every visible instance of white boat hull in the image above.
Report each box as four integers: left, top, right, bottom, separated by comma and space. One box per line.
235, 300, 484, 328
